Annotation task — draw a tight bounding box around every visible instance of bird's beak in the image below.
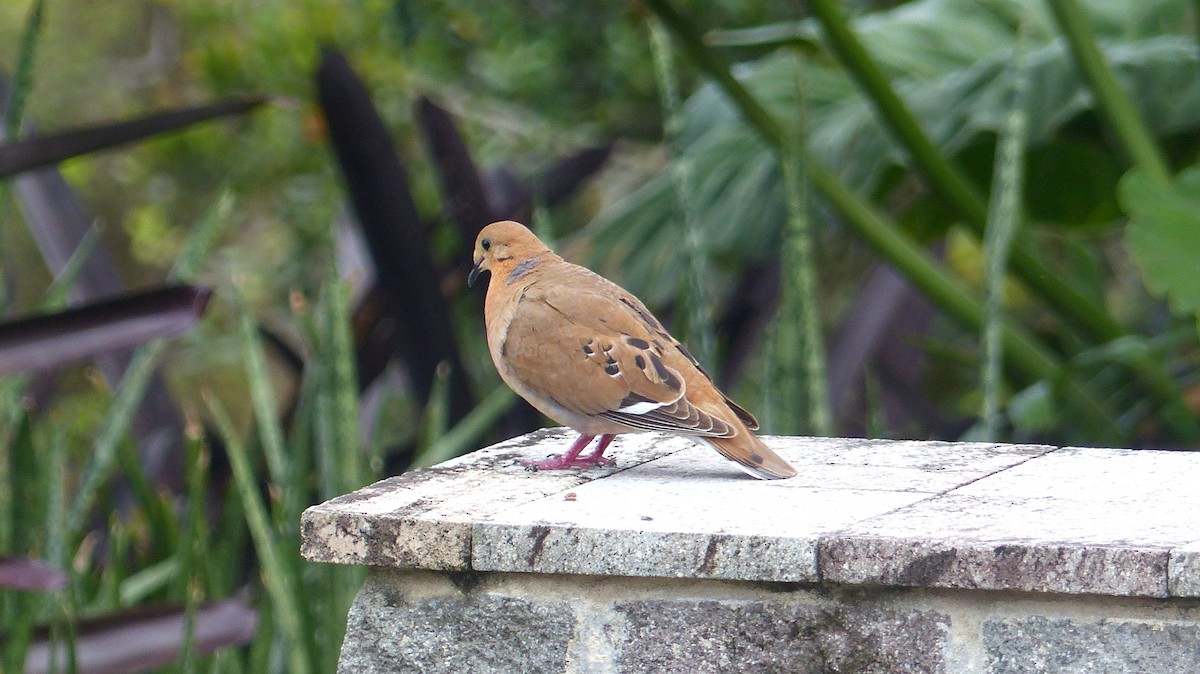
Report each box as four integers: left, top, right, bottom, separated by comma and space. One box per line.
468, 257, 484, 288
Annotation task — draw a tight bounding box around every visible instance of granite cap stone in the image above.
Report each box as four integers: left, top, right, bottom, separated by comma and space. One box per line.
301, 430, 1200, 597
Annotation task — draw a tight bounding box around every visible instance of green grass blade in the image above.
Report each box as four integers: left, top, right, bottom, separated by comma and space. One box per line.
43, 424, 68, 567
314, 384, 340, 501
2, 409, 36, 672
116, 436, 179, 559
65, 340, 167, 541
0, 0, 46, 315
117, 557, 178, 606
417, 362, 451, 462
203, 392, 314, 674
3, 0, 45, 138
231, 283, 291, 495
42, 225, 100, 311
176, 419, 210, 674
170, 189, 233, 283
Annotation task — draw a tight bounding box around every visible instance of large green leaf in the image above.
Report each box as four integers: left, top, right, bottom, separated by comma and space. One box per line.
1119, 166, 1200, 319
587, 0, 1199, 303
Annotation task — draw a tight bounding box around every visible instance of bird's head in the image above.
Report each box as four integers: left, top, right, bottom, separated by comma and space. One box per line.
468, 220, 550, 288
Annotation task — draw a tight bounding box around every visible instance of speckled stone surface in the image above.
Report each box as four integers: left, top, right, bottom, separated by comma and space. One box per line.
337, 571, 574, 674
820, 446, 1200, 597
983, 616, 1200, 673
300, 428, 682, 570
1169, 539, 1200, 597
614, 599, 949, 673
301, 431, 1200, 597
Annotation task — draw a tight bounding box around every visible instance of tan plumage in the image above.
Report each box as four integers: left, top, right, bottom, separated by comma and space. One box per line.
469, 220, 796, 480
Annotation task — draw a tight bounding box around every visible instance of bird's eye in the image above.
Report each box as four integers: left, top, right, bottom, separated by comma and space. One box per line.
481, 238, 491, 251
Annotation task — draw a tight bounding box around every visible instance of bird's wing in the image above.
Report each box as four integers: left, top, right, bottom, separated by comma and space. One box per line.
571, 269, 761, 432
502, 276, 736, 438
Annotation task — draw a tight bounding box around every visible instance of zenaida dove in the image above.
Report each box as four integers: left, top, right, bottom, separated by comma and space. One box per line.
468, 220, 797, 480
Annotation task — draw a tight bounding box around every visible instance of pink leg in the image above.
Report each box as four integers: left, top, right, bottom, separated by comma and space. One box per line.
522, 433, 617, 471
580, 434, 616, 465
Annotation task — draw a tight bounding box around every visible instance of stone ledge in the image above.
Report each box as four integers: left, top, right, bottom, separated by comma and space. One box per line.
301, 431, 1200, 598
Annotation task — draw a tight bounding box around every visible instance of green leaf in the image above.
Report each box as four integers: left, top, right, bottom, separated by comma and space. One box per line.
1008, 381, 1056, 433
590, 0, 1200, 304
1119, 166, 1200, 317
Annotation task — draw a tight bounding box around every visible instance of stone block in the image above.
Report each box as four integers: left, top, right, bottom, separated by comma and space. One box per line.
983, 616, 1200, 673
1168, 539, 1200, 597
337, 572, 573, 674
821, 446, 1200, 596
614, 599, 949, 674
820, 529, 1170, 597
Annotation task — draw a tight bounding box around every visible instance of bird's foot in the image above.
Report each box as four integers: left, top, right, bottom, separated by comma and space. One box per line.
522, 453, 616, 471
521, 434, 617, 471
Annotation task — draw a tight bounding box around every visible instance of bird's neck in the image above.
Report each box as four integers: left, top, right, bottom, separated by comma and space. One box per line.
485, 253, 549, 328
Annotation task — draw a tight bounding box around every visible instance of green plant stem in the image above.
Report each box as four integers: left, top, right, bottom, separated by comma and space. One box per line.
779, 62, 832, 436
982, 25, 1030, 440
806, 0, 986, 224
415, 385, 516, 468
1194, 0, 1200, 55
204, 393, 314, 674
649, 18, 715, 366
324, 278, 362, 494
644, 0, 1123, 443
1046, 0, 1172, 186
1042, 0, 1197, 439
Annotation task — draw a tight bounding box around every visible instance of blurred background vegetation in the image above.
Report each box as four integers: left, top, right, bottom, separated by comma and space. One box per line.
2, 0, 1200, 671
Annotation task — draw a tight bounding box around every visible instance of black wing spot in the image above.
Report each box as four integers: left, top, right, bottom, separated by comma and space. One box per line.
582, 341, 594, 355
625, 336, 650, 350
604, 358, 620, 376
750, 453, 764, 464
634, 354, 645, 369
648, 352, 681, 390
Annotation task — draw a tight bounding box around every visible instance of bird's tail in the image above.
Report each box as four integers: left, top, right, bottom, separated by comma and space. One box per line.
701, 432, 796, 480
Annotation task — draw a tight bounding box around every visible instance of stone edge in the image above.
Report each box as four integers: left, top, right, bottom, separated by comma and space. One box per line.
818, 535, 1173, 598
1167, 539, 1200, 597
471, 524, 820, 583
